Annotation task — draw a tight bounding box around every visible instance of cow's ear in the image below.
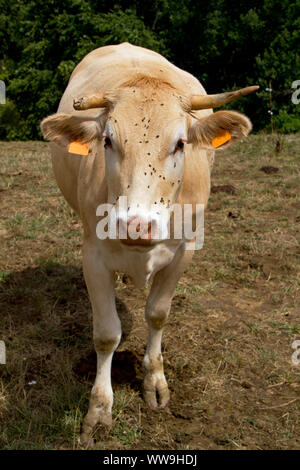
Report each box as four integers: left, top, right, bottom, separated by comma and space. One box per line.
188, 110, 252, 150
40, 113, 103, 152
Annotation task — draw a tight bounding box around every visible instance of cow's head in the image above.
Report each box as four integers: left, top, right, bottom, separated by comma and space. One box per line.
41, 75, 258, 246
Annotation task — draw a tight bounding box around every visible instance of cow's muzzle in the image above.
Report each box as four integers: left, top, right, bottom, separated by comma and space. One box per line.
117, 216, 157, 246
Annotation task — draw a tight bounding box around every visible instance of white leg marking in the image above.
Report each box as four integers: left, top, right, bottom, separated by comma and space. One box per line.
80, 240, 121, 446
143, 245, 194, 409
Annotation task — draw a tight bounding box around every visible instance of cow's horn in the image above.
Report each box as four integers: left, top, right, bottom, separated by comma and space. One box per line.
190, 85, 259, 110
73, 93, 107, 110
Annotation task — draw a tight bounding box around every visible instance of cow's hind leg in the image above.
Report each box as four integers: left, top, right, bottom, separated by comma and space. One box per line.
80, 241, 121, 446
143, 245, 194, 409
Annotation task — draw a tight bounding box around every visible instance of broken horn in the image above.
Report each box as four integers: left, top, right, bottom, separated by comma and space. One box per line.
73, 93, 107, 110
190, 85, 260, 110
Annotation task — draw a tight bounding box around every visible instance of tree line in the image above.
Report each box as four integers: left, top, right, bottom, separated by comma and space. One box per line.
0, 0, 299, 140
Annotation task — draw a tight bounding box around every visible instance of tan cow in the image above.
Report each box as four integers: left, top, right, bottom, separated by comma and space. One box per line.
41, 42, 258, 445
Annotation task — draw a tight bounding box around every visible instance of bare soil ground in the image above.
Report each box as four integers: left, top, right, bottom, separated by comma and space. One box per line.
0, 134, 299, 450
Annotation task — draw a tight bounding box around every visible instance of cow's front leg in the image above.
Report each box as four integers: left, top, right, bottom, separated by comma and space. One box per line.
80, 241, 121, 446
143, 244, 194, 409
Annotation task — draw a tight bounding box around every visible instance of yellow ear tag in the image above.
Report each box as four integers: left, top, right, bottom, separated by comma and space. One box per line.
212, 130, 231, 148
68, 141, 89, 155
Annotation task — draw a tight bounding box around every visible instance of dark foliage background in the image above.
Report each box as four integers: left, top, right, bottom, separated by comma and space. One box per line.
0, 0, 299, 139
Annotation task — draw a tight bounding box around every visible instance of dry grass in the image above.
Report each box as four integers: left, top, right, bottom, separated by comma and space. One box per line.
0, 134, 299, 449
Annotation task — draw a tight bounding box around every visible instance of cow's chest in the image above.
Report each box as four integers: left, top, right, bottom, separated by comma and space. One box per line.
100, 240, 182, 288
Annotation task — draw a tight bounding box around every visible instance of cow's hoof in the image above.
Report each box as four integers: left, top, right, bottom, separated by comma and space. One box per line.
80, 409, 112, 447
144, 387, 170, 410
80, 433, 95, 448
143, 374, 170, 409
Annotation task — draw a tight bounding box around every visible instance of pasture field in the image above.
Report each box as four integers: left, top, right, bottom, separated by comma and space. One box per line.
0, 135, 299, 450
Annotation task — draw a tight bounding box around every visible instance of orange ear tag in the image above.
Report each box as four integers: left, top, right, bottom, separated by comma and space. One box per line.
68, 141, 89, 155
212, 130, 231, 148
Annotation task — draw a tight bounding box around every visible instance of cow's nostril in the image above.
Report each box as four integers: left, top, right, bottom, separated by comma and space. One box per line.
115, 215, 160, 245
115, 216, 157, 243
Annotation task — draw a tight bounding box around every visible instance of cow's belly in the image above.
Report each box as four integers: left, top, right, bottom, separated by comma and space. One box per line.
99, 239, 183, 288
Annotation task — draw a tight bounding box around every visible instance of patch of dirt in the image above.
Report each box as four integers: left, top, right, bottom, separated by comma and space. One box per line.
74, 349, 144, 390
249, 255, 293, 279
227, 210, 240, 219
260, 166, 279, 174
211, 184, 236, 194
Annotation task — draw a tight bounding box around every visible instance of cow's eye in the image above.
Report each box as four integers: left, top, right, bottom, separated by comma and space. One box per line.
104, 137, 112, 148
174, 139, 184, 153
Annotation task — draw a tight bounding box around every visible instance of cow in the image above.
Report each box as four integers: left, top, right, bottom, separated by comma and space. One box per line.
41, 42, 258, 446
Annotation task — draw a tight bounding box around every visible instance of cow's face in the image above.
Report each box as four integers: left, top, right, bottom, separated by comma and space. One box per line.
41, 76, 255, 245
102, 85, 189, 243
